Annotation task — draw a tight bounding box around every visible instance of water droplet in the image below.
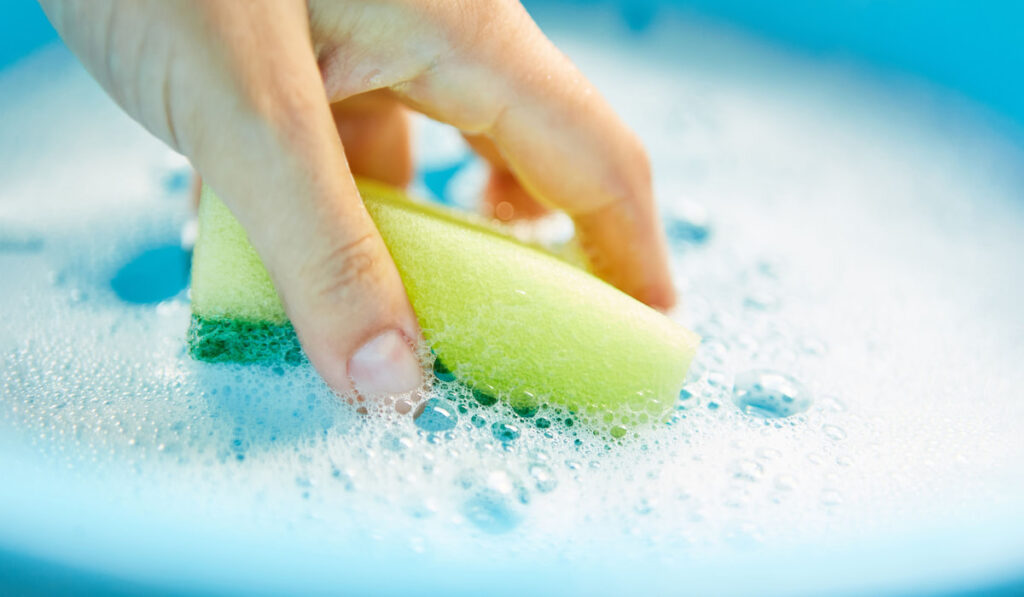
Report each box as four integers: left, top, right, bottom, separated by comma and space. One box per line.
610, 425, 627, 439
413, 398, 458, 433
491, 422, 520, 443
732, 370, 812, 418
822, 424, 847, 441
470, 414, 486, 428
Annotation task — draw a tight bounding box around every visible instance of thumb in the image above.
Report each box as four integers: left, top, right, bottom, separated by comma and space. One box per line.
191, 58, 424, 398
175, 6, 424, 399
40, 0, 422, 398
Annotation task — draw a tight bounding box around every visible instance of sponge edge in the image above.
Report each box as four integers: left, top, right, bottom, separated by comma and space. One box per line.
189, 180, 700, 426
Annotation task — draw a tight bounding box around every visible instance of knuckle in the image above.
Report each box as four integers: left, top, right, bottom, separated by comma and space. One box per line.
302, 232, 380, 302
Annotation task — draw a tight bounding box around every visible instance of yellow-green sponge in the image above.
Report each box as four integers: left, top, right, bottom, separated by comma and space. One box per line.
189, 180, 699, 424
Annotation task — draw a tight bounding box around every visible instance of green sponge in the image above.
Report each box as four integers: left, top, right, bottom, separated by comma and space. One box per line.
189, 180, 699, 425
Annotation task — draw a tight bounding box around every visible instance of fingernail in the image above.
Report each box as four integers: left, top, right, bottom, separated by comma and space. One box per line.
348, 330, 422, 398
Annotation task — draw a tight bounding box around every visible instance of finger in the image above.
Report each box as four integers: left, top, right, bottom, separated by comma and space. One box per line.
331, 90, 413, 188
317, 1, 676, 309
463, 133, 550, 222
42, 0, 422, 398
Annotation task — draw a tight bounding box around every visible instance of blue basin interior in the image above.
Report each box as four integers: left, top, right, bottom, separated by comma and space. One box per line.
1, 2, 1023, 595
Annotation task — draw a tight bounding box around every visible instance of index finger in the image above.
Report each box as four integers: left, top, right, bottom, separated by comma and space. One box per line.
320, 1, 676, 309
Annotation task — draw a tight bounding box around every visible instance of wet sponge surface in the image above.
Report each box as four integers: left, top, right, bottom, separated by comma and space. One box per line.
189, 180, 699, 422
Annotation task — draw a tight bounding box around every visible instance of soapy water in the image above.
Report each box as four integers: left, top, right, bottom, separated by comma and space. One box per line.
2, 6, 1024, 596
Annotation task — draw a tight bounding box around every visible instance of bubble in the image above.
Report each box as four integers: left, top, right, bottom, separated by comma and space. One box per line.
461, 470, 524, 534
677, 386, 700, 410
731, 370, 812, 418
413, 398, 458, 433
432, 358, 456, 382
471, 388, 498, 407
511, 398, 539, 418
462, 490, 522, 534
331, 468, 356, 491
491, 422, 521, 443
529, 464, 558, 493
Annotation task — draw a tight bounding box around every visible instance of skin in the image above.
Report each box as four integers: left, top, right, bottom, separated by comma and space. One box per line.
40, 0, 676, 399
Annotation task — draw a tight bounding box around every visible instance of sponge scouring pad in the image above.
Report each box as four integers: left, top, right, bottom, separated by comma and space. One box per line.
189, 180, 699, 425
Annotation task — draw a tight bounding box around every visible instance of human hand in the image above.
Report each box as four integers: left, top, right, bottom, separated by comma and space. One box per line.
40, 0, 676, 399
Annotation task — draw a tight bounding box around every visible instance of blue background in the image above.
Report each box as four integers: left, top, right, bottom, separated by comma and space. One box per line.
4, 0, 1023, 128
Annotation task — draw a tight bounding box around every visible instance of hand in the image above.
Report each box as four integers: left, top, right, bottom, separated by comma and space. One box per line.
40, 0, 676, 399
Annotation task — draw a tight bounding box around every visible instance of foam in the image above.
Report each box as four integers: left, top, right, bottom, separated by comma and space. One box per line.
1, 6, 1024, 595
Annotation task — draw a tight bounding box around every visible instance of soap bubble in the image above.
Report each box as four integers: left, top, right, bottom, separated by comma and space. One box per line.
731, 370, 812, 418
414, 398, 459, 433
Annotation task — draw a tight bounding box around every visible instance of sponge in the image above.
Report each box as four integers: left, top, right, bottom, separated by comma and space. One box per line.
189, 180, 699, 426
